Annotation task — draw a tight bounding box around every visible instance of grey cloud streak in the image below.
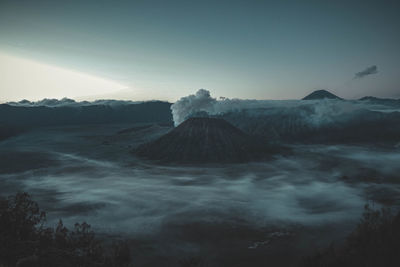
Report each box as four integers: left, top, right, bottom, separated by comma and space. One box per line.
355, 65, 378, 79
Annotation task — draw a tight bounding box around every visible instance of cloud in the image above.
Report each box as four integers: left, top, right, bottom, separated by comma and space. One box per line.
354, 65, 378, 79
170, 89, 217, 126
170, 89, 399, 127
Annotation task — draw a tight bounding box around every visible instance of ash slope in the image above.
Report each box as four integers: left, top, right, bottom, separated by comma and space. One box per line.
136, 117, 281, 163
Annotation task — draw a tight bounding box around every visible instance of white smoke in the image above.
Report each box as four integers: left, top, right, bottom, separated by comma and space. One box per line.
171, 89, 217, 126
171, 89, 298, 126
171, 89, 400, 127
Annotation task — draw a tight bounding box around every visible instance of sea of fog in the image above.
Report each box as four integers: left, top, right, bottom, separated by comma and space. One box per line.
1, 124, 399, 232
1, 123, 400, 265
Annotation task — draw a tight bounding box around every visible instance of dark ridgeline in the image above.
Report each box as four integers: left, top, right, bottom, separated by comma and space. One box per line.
0, 101, 173, 127
359, 96, 400, 105
0, 101, 173, 142
302, 89, 342, 100
136, 117, 283, 163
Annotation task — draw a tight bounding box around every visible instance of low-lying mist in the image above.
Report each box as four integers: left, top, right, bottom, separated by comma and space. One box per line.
1, 125, 399, 236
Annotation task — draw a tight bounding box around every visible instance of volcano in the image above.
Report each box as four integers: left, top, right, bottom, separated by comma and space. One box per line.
135, 117, 279, 163
302, 90, 342, 100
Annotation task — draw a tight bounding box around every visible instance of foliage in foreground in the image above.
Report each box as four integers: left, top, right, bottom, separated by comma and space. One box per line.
301, 204, 400, 267
0, 192, 131, 267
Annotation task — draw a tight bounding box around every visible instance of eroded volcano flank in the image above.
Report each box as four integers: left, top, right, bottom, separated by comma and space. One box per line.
136, 117, 281, 163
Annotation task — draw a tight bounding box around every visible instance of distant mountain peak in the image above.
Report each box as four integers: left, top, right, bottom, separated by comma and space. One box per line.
302, 90, 342, 100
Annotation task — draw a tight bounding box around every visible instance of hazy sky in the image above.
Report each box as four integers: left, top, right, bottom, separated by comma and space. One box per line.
0, 0, 399, 102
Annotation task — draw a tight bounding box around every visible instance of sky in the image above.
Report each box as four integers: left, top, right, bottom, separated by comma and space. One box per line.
0, 0, 399, 102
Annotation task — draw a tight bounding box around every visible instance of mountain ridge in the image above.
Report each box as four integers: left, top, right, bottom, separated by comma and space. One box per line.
302, 90, 342, 100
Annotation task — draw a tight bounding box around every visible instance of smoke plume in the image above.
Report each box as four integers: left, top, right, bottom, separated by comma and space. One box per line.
171, 89, 391, 127
171, 89, 217, 126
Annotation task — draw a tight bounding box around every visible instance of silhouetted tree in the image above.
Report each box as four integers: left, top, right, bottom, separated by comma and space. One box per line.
0, 192, 45, 266
0, 192, 132, 267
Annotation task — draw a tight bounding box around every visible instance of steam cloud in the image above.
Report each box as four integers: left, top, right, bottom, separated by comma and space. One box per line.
171, 89, 399, 127
355, 65, 378, 79
171, 89, 217, 126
